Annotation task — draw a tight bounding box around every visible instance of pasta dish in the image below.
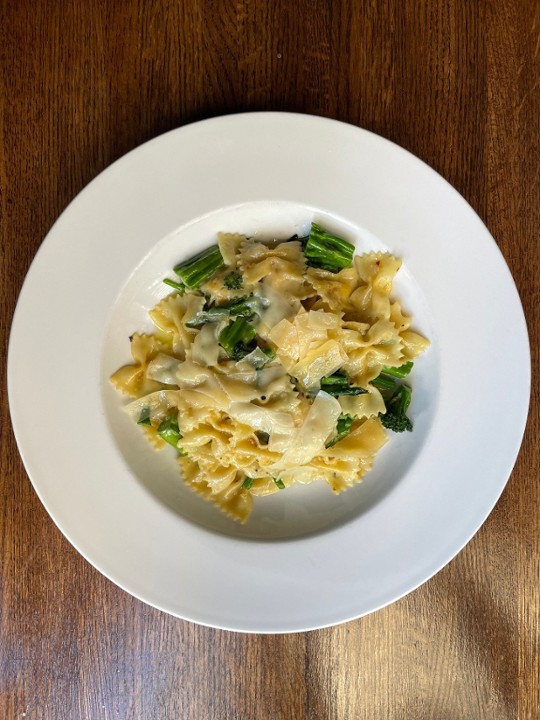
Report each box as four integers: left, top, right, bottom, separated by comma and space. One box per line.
111, 223, 429, 522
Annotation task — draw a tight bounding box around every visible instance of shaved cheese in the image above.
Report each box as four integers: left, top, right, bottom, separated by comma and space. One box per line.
146, 353, 181, 385
191, 323, 221, 367
258, 278, 299, 335
270, 391, 341, 470
291, 339, 348, 389
124, 390, 180, 424
267, 318, 299, 360
228, 402, 295, 435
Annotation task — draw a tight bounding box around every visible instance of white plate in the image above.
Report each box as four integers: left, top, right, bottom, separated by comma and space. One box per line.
8, 113, 530, 632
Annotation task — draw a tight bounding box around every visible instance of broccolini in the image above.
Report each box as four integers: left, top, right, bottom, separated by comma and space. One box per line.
326, 414, 355, 448
224, 272, 243, 290
173, 245, 225, 289
379, 384, 413, 432
218, 317, 257, 359
304, 222, 355, 272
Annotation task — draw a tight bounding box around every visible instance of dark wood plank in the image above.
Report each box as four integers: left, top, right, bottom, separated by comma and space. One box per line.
1, 1, 538, 718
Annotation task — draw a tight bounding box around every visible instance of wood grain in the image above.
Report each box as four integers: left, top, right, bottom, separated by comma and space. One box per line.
1, 1, 538, 718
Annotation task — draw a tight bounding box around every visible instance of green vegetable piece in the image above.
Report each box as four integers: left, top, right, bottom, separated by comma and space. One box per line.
379, 384, 413, 433
261, 347, 276, 361
218, 317, 257, 359
157, 416, 183, 448
173, 244, 225, 290
255, 431, 270, 445
242, 477, 255, 490
137, 409, 152, 426
224, 272, 243, 290
381, 361, 414, 378
304, 222, 355, 272
273, 478, 286, 490
371, 374, 396, 391
321, 371, 349, 388
162, 278, 185, 294
185, 296, 261, 328
320, 371, 367, 396
324, 387, 367, 396
326, 413, 355, 448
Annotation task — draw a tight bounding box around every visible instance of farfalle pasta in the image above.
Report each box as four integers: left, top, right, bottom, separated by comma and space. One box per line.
111, 223, 429, 522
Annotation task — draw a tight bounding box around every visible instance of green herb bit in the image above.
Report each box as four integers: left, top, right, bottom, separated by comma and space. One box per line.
137, 409, 152, 426
218, 317, 257, 359
173, 244, 225, 290
273, 478, 286, 490
381, 361, 414, 378
379, 384, 413, 433
304, 222, 355, 272
326, 414, 355, 448
157, 415, 185, 450
261, 347, 276, 361
255, 431, 270, 445
224, 272, 243, 290
242, 477, 255, 490
162, 278, 185, 294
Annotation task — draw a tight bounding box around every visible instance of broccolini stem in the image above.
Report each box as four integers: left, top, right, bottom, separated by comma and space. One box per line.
163, 278, 185, 293
320, 371, 349, 388
157, 416, 187, 454
381, 361, 414, 378
371, 374, 396, 391
320, 371, 367, 396
325, 414, 355, 448
173, 245, 225, 289
304, 222, 355, 272
218, 317, 257, 358
323, 386, 367, 396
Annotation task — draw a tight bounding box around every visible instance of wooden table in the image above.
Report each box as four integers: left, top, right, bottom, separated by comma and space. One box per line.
1, 1, 538, 718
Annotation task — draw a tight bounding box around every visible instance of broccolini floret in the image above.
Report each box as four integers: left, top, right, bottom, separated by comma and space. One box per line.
379, 384, 413, 432
224, 272, 243, 290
